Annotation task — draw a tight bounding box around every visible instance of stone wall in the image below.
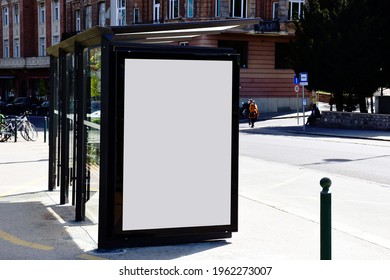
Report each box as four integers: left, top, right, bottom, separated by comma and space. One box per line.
317, 111, 390, 131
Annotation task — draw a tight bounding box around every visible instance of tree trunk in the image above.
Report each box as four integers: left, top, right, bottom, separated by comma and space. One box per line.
335, 92, 344, 111
359, 96, 368, 113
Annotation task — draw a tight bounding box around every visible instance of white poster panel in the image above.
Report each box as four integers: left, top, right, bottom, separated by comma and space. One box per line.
123, 58, 233, 231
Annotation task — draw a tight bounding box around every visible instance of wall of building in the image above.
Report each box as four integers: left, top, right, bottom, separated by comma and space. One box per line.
0, 1, 52, 101
191, 31, 301, 113
21, 2, 37, 57
0, 0, 300, 111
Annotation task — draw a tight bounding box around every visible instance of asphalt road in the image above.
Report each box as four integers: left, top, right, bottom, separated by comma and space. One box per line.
239, 119, 390, 254
240, 129, 390, 186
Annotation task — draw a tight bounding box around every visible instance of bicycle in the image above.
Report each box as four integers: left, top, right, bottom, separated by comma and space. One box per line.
0, 112, 38, 142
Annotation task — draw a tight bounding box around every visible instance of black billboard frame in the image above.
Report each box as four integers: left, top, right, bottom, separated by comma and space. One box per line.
98, 41, 240, 249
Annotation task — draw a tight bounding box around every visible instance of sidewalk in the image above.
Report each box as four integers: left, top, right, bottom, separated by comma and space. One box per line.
242, 109, 390, 142
1, 115, 390, 260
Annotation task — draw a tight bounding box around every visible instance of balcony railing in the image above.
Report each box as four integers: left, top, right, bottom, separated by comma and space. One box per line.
0, 57, 50, 69
254, 19, 280, 33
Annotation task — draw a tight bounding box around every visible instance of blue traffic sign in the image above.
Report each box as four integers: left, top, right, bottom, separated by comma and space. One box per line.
293, 75, 299, 85
299, 72, 308, 86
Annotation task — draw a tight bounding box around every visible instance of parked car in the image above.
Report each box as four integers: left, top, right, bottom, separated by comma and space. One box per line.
4, 96, 41, 115
91, 101, 101, 112
0, 100, 6, 113
34, 101, 50, 116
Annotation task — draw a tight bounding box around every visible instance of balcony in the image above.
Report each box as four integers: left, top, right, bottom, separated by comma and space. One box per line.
254, 19, 280, 33
0, 57, 50, 69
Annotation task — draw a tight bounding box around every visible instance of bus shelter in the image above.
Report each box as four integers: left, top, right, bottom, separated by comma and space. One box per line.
46, 20, 256, 249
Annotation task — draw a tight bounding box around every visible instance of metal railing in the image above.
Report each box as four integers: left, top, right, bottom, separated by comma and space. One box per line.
254, 19, 281, 33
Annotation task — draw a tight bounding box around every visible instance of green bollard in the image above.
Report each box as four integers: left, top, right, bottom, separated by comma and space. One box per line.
320, 177, 332, 260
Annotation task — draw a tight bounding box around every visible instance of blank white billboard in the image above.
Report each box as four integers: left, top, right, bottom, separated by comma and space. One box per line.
123, 58, 233, 231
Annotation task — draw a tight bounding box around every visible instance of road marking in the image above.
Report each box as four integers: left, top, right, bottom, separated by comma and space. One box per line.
0, 229, 54, 251
78, 253, 107, 260
265, 174, 308, 189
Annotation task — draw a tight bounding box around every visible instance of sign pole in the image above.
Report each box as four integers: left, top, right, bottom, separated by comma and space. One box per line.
302, 86, 305, 131
293, 76, 300, 125
299, 72, 308, 131
297, 92, 299, 125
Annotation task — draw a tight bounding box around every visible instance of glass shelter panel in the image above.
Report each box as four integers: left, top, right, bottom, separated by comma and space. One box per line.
66, 53, 76, 199
83, 47, 101, 220
49, 56, 60, 190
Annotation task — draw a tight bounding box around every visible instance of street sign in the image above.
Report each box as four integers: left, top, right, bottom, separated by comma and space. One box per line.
293, 74, 299, 85
303, 98, 307, 106
299, 72, 308, 86
294, 85, 299, 93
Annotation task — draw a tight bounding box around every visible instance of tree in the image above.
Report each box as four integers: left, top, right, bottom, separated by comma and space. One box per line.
290, 0, 390, 112
369, 1, 390, 93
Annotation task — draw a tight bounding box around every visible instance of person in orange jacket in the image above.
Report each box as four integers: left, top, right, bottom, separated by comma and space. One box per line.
248, 99, 259, 128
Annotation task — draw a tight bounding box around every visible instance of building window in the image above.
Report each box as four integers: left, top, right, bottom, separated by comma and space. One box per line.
169, 0, 179, 19
14, 39, 20, 58
218, 40, 248, 68
187, 0, 193, 18
215, 0, 220, 17
85, 6, 92, 29
153, 0, 160, 23
3, 7, 9, 26
273, 2, 279, 19
288, 0, 304, 20
4, 40, 9, 58
53, 35, 60, 45
39, 37, 46, 56
39, 3, 45, 23
53, 0, 60, 21
133, 8, 139, 23
13, 4, 19, 24
99, 2, 106, 27
75, 10, 81, 32
117, 0, 126, 25
275, 42, 291, 69
231, 0, 247, 18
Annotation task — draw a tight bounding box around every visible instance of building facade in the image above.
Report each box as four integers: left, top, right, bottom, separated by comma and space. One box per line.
0, 0, 306, 112
0, 0, 64, 101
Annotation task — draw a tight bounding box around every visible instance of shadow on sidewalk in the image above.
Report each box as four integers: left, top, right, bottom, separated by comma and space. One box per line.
0, 191, 91, 260
93, 240, 229, 260
0, 191, 229, 260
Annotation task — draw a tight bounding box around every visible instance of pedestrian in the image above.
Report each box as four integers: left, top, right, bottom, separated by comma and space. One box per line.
246, 99, 252, 125
248, 99, 259, 128
306, 103, 321, 126
241, 99, 250, 120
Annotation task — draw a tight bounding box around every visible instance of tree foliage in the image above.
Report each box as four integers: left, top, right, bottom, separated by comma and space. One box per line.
290, 0, 390, 112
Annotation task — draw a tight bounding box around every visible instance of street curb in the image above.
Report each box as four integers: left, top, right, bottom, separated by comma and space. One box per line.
282, 129, 390, 142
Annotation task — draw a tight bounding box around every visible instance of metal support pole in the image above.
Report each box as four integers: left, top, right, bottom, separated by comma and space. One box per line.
302, 86, 306, 131
320, 177, 332, 260
14, 118, 17, 142
296, 92, 299, 125
44, 117, 47, 143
